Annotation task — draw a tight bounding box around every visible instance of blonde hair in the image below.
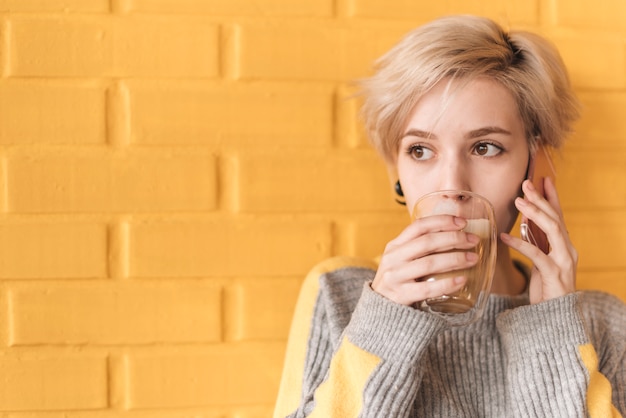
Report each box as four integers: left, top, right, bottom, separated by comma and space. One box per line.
359, 15, 580, 164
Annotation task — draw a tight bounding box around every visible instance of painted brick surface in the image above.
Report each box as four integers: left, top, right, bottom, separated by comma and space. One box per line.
348, 216, 408, 259
9, 17, 220, 77
0, 1, 625, 416
128, 218, 332, 277
549, 31, 626, 89
567, 210, 626, 270
0, 81, 106, 145
350, 0, 540, 24
6, 150, 217, 213
553, 0, 626, 29
0, 0, 108, 12
125, 0, 334, 16
0, 222, 107, 279
577, 271, 626, 296
557, 151, 626, 209
236, 22, 410, 81
574, 92, 626, 146
224, 278, 301, 341
0, 354, 108, 410
9, 281, 222, 345
126, 81, 334, 146
235, 150, 396, 212
126, 343, 284, 408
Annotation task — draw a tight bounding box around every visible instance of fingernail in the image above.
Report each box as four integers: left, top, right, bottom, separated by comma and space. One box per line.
465, 252, 479, 262
525, 181, 535, 191
515, 197, 526, 206
467, 233, 480, 244
454, 217, 467, 227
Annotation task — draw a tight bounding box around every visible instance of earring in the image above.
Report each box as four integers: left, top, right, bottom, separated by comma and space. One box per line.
394, 180, 406, 206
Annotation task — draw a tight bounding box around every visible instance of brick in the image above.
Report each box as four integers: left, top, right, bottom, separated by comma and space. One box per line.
236, 150, 397, 212
573, 92, 626, 146
8, 413, 227, 418
0, 289, 9, 346
335, 84, 363, 148
556, 151, 626, 210
237, 22, 341, 81
566, 210, 626, 270
6, 150, 216, 213
349, 0, 539, 24
549, 31, 626, 89
0, 156, 6, 212
128, 217, 331, 277
0, 81, 105, 145
112, 151, 216, 212
341, 24, 416, 82
348, 216, 408, 259
0, 354, 107, 410
553, 0, 626, 30
0, 19, 7, 77
0, 222, 107, 279
9, 17, 219, 77
335, 84, 373, 149
125, 0, 333, 16
9, 281, 221, 345
126, 343, 285, 408
224, 279, 301, 341
0, 0, 108, 12
126, 81, 334, 146
236, 22, 408, 81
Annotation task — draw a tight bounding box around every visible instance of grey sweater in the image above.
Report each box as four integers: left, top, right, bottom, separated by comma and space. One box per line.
274, 258, 626, 417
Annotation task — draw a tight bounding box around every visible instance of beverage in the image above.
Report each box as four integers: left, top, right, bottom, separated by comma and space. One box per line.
422, 218, 492, 313
412, 190, 497, 326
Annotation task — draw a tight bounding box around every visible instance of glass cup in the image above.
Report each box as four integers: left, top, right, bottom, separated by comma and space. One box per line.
412, 190, 497, 326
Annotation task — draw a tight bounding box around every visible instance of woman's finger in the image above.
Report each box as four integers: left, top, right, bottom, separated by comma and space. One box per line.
501, 232, 557, 273
387, 250, 479, 282
386, 214, 468, 249
521, 179, 560, 221
515, 196, 571, 255
388, 230, 480, 264
409, 275, 468, 302
542, 176, 565, 218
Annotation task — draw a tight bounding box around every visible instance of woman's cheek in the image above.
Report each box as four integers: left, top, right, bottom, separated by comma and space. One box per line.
494, 200, 521, 235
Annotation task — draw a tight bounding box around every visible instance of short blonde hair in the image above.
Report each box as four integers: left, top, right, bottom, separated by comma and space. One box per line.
359, 15, 580, 164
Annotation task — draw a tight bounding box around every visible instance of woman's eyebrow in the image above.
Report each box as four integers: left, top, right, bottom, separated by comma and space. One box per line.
402, 129, 437, 139
466, 127, 512, 138
402, 127, 512, 140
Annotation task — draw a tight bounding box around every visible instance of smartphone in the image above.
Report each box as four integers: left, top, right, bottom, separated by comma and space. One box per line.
520, 145, 555, 254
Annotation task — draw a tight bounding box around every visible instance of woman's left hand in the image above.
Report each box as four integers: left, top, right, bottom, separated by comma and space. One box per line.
501, 177, 577, 304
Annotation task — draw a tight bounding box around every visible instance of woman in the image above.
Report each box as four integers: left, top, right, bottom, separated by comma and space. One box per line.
274, 15, 626, 417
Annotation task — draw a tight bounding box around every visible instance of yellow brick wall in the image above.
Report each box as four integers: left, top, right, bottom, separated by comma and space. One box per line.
0, 0, 624, 416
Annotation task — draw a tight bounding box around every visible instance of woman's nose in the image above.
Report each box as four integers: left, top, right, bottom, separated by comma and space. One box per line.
438, 160, 470, 192
441, 190, 471, 201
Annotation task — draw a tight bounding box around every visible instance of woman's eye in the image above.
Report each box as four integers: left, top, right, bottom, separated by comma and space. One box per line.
408, 145, 434, 160
473, 142, 502, 157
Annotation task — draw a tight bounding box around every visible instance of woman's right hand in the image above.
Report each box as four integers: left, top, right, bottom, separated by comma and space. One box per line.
371, 215, 480, 306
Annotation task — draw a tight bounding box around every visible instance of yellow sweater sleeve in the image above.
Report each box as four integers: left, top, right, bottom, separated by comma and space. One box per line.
273, 257, 378, 418
307, 336, 381, 418
579, 343, 623, 418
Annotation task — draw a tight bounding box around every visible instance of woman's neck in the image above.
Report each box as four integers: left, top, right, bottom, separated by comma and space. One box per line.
490, 243, 528, 296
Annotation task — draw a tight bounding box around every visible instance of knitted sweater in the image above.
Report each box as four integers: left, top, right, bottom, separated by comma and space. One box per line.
274, 257, 626, 418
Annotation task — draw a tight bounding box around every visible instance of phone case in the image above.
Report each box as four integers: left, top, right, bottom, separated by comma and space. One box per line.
520, 146, 555, 254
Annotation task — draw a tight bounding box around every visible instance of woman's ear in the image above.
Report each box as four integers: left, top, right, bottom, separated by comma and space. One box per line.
385, 163, 405, 205
394, 180, 406, 206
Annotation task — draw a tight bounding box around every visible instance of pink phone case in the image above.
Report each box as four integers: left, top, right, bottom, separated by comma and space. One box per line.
520, 146, 555, 254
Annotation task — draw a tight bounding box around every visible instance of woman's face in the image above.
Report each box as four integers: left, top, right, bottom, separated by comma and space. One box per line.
396, 77, 530, 235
